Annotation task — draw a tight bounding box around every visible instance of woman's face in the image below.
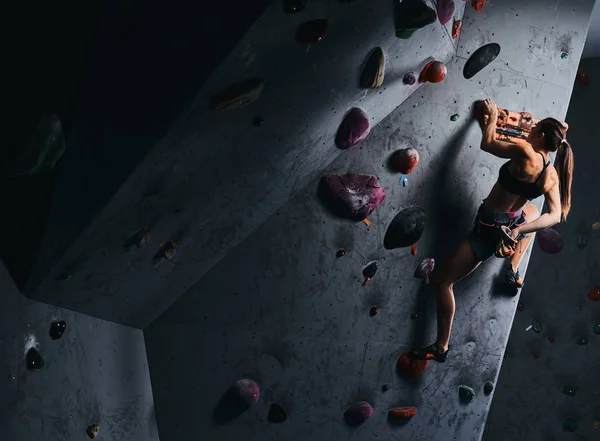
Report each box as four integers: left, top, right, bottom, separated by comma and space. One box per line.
526, 123, 542, 145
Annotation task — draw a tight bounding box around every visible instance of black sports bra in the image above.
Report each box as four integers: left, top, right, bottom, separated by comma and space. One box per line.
497, 153, 550, 200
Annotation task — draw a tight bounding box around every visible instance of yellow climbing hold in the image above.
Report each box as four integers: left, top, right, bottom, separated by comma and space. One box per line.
363, 219, 371, 227
592, 222, 600, 230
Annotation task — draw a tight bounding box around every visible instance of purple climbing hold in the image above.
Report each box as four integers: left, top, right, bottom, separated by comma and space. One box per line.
233, 379, 260, 406
437, 0, 455, 26
414, 258, 435, 283
344, 401, 373, 426
320, 173, 386, 221
537, 228, 564, 254
403, 72, 416, 85
296, 19, 328, 44
335, 108, 371, 149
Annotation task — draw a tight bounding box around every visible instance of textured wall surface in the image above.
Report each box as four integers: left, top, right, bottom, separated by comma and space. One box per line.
483, 56, 600, 441
24, 0, 457, 328
144, 2, 595, 441
0, 263, 158, 441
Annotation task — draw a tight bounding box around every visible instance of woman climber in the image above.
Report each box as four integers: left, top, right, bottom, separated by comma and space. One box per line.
414, 98, 574, 363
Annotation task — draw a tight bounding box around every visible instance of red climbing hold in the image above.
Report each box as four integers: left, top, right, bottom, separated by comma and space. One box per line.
452, 20, 462, 39
388, 407, 418, 419
517, 302, 525, 311
472, 0, 486, 11
296, 19, 328, 44
392, 148, 419, 174
335, 108, 371, 149
533, 353, 540, 359
576, 67, 590, 86
397, 350, 429, 377
588, 286, 600, 301
411, 244, 417, 255
419, 60, 447, 83
548, 336, 556, 343
344, 401, 373, 426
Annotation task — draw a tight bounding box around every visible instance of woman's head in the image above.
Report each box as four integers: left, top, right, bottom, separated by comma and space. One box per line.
528, 117, 574, 219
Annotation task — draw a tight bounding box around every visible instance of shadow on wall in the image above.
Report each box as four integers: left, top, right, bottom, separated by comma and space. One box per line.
0, 0, 271, 288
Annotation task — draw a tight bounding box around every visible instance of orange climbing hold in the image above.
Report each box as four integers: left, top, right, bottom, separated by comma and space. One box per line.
588, 286, 600, 301
419, 60, 447, 83
411, 244, 417, 255
472, 0, 486, 11
397, 350, 429, 377
388, 407, 418, 419
452, 20, 462, 39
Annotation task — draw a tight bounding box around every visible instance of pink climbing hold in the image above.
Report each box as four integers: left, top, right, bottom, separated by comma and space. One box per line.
414, 257, 435, 283
344, 401, 373, 426
335, 108, 371, 149
320, 173, 386, 221
537, 228, 564, 254
437, 0, 455, 26
233, 379, 260, 406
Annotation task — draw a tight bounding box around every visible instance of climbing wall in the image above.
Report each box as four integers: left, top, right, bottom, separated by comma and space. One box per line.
143, 2, 596, 441
483, 56, 600, 441
23, 0, 457, 328
0, 263, 158, 441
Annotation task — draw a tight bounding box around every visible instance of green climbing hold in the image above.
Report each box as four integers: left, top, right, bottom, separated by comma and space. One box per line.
562, 385, 577, 397
577, 232, 588, 249
593, 323, 600, 335
561, 52, 569, 60
450, 113, 460, 122
4, 114, 66, 177
458, 385, 476, 403
576, 336, 588, 345
562, 418, 578, 432
532, 319, 542, 333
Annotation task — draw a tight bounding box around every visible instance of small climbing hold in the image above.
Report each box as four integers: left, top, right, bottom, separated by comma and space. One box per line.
532, 353, 540, 359
403, 72, 416, 85
464, 43, 501, 79
49, 321, 67, 340
483, 381, 494, 395
388, 407, 417, 420
452, 19, 462, 39
209, 79, 264, 111
127, 227, 152, 249
458, 385, 476, 403
531, 319, 542, 333
335, 108, 371, 149
400, 175, 408, 187
58, 270, 71, 281
588, 286, 600, 301
411, 312, 419, 320
296, 19, 328, 44
392, 148, 419, 174
577, 232, 588, 249
576, 336, 588, 345
320, 173, 386, 221
576, 67, 590, 86
471, 0, 486, 11
268, 403, 288, 423
384, 205, 426, 249
548, 336, 556, 343
419, 60, 447, 83
369, 306, 380, 317
233, 379, 260, 406
283, 0, 306, 14
360, 47, 385, 88
450, 113, 460, 122
414, 258, 435, 284
593, 323, 600, 335
159, 240, 178, 261
26, 347, 44, 370
86, 424, 100, 439
592, 221, 600, 230
394, 0, 437, 39
578, 305, 584, 311
381, 384, 391, 392
594, 420, 600, 430
362, 261, 379, 286
397, 350, 429, 377
363, 218, 371, 227
561, 52, 569, 60
562, 385, 577, 397
436, 0, 455, 26
517, 302, 525, 311
252, 117, 264, 127
563, 418, 578, 433
344, 401, 373, 426
410, 244, 417, 255
536, 228, 564, 254
336, 248, 347, 258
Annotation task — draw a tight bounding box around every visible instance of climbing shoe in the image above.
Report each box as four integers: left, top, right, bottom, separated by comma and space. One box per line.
412, 343, 450, 363
504, 264, 523, 289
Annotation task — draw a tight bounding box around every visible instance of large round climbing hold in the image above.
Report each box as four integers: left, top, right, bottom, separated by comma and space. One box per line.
320, 173, 386, 221
296, 19, 328, 44
588, 286, 600, 301
437, 0, 455, 26
419, 60, 447, 83
463, 43, 501, 79
335, 108, 371, 149
232, 379, 260, 406
384, 205, 426, 249
392, 148, 419, 174
536, 228, 564, 254
360, 47, 385, 88
397, 350, 428, 377
344, 401, 373, 426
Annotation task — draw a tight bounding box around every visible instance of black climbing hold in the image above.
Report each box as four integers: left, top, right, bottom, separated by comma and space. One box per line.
49, 320, 67, 340
283, 0, 306, 14
394, 0, 437, 39
336, 248, 347, 258
463, 43, 501, 79
58, 270, 71, 281
384, 205, 426, 249
253, 117, 264, 127
363, 262, 379, 279
403, 72, 416, 85
369, 306, 380, 317
268, 403, 288, 423
459, 385, 476, 403
26, 348, 44, 370
484, 381, 494, 395
381, 383, 391, 392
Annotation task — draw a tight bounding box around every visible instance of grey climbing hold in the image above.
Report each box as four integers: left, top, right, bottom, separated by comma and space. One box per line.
384, 205, 426, 249
459, 385, 476, 403
381, 384, 391, 392
87, 424, 100, 439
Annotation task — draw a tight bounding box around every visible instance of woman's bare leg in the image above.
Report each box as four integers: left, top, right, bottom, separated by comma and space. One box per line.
509, 204, 540, 272
433, 239, 483, 352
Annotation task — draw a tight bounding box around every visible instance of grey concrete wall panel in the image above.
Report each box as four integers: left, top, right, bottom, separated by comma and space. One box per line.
483, 56, 600, 441
0, 263, 158, 441
144, 53, 581, 441
25, 0, 457, 328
